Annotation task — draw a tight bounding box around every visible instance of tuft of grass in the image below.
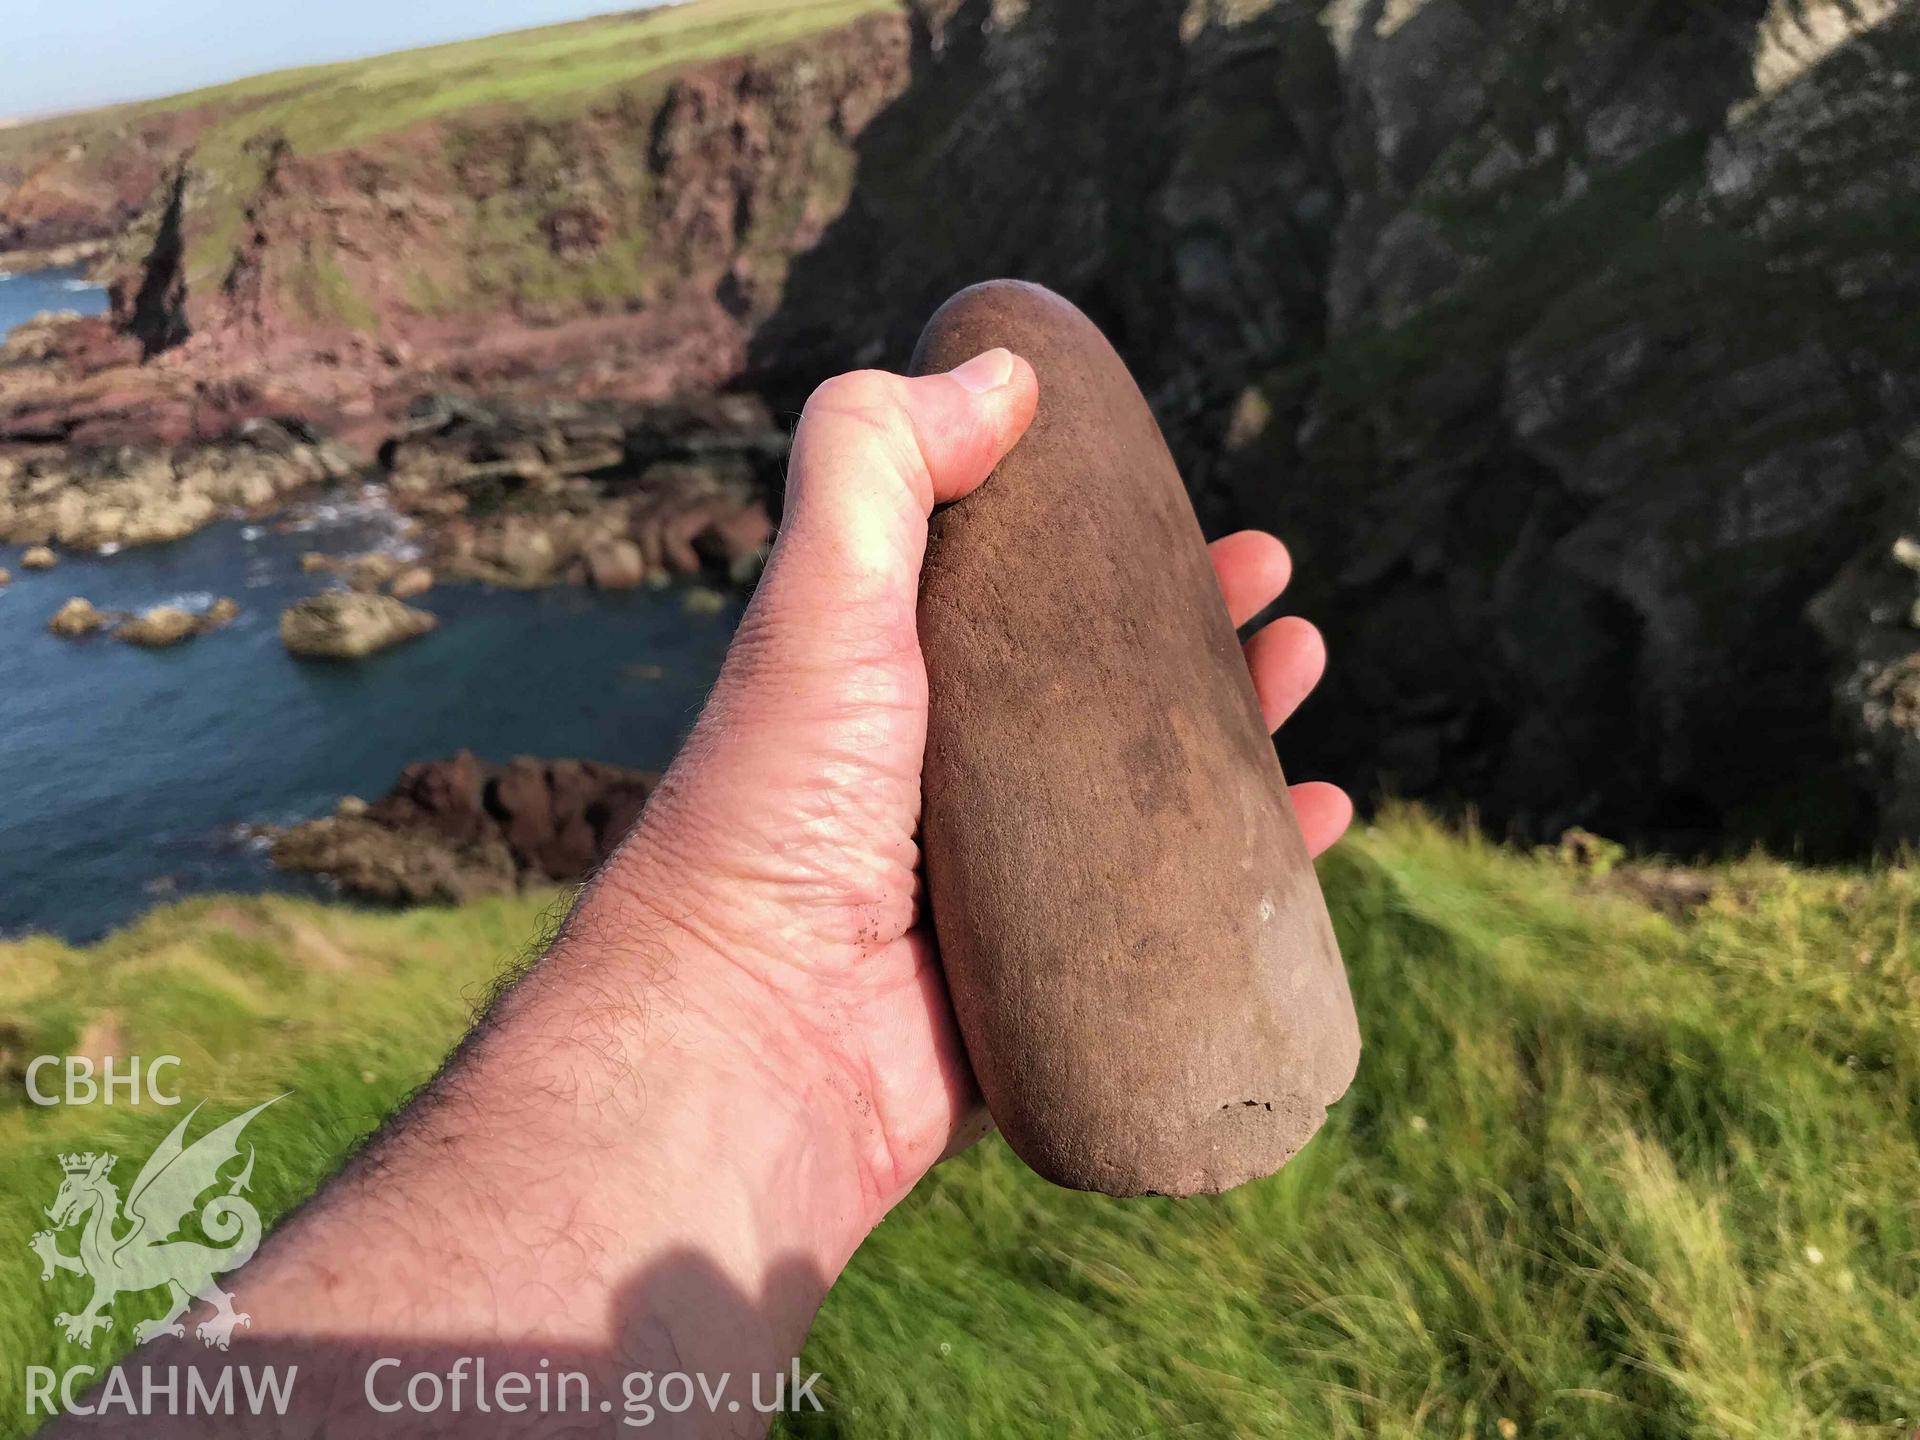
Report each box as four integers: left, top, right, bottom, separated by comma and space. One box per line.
2, 813, 1916, 1436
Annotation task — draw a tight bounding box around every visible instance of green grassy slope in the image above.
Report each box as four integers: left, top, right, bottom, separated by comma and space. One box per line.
0, 0, 896, 161
3, 814, 1915, 1436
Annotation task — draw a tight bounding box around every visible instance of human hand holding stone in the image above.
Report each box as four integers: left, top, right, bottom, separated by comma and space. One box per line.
93, 352, 1351, 1439
591, 347, 1353, 1221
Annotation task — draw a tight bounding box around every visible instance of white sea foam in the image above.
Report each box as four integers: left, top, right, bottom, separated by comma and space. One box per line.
280, 483, 418, 559
227, 823, 276, 854
131, 591, 219, 613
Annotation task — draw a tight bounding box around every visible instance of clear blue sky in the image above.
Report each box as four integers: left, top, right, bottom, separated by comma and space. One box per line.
5, 1, 662, 118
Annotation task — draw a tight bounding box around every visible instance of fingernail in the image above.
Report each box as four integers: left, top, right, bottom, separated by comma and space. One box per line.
949, 348, 1014, 394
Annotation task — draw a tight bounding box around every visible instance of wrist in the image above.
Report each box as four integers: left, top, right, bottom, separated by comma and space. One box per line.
499, 885, 884, 1308
580, 842, 935, 1233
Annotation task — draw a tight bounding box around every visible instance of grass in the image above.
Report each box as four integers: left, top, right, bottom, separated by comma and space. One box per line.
0, 0, 898, 159
2, 811, 1916, 1436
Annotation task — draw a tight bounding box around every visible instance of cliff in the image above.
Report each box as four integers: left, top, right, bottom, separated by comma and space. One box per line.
4, 0, 1918, 851
748, 0, 1920, 854
0, 0, 905, 441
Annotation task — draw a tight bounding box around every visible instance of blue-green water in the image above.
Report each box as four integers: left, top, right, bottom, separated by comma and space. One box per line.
0, 263, 108, 328
0, 503, 739, 941
1, 271, 739, 941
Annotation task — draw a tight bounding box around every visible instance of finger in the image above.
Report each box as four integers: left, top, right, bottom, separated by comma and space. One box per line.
1291, 782, 1353, 857
750, 351, 1039, 669
790, 348, 1037, 518
1208, 530, 1293, 627
1244, 616, 1327, 731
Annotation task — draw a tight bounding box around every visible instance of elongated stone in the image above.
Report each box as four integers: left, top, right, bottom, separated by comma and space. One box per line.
913, 280, 1360, 1196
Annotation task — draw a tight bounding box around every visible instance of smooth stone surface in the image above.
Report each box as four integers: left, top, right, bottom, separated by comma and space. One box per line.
913, 280, 1360, 1197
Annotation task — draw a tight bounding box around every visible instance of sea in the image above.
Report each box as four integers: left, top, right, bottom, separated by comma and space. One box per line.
0, 266, 740, 941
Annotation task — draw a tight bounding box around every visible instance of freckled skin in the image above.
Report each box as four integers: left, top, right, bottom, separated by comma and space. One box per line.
913, 281, 1361, 1197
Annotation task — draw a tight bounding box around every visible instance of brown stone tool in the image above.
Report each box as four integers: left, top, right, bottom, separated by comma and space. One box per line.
912, 280, 1361, 1197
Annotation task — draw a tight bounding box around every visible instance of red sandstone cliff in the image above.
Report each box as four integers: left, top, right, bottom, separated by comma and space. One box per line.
0, 7, 912, 447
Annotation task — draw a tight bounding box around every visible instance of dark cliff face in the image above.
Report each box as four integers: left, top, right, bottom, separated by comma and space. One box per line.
1281, 0, 1917, 855
750, 0, 1920, 855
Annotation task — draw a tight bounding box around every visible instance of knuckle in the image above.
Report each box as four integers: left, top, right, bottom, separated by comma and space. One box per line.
804, 368, 901, 417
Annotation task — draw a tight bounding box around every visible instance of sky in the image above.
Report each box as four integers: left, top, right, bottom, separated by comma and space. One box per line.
3, 1, 662, 119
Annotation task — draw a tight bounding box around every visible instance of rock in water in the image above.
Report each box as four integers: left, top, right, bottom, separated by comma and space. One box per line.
116, 606, 199, 648
584, 541, 647, 591
47, 597, 106, 637
388, 566, 435, 601
280, 592, 437, 659
268, 752, 658, 902
912, 280, 1360, 1197
20, 546, 57, 571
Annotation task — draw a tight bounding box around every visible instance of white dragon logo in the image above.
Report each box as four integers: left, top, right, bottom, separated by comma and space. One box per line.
29, 1096, 282, 1351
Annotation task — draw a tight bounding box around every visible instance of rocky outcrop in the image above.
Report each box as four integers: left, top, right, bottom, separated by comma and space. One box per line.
384, 393, 776, 587
0, 239, 109, 274
0, 9, 913, 457
269, 815, 517, 905
745, 0, 1920, 853
0, 109, 194, 255
1810, 438, 1920, 846
279, 591, 436, 659
299, 551, 435, 599
387, 565, 433, 600
116, 597, 238, 647
46, 597, 106, 637
1251, 0, 1919, 853
268, 751, 657, 903
0, 419, 354, 551
45, 593, 239, 645
116, 606, 197, 648
300, 549, 408, 590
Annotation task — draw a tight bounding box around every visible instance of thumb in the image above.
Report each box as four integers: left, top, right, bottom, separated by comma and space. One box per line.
742, 350, 1039, 672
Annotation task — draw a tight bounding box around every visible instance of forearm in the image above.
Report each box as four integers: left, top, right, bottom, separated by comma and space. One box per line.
53, 892, 872, 1438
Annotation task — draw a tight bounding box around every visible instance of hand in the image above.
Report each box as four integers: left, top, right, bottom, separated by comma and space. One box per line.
110, 354, 1351, 1439
593, 349, 1352, 1228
